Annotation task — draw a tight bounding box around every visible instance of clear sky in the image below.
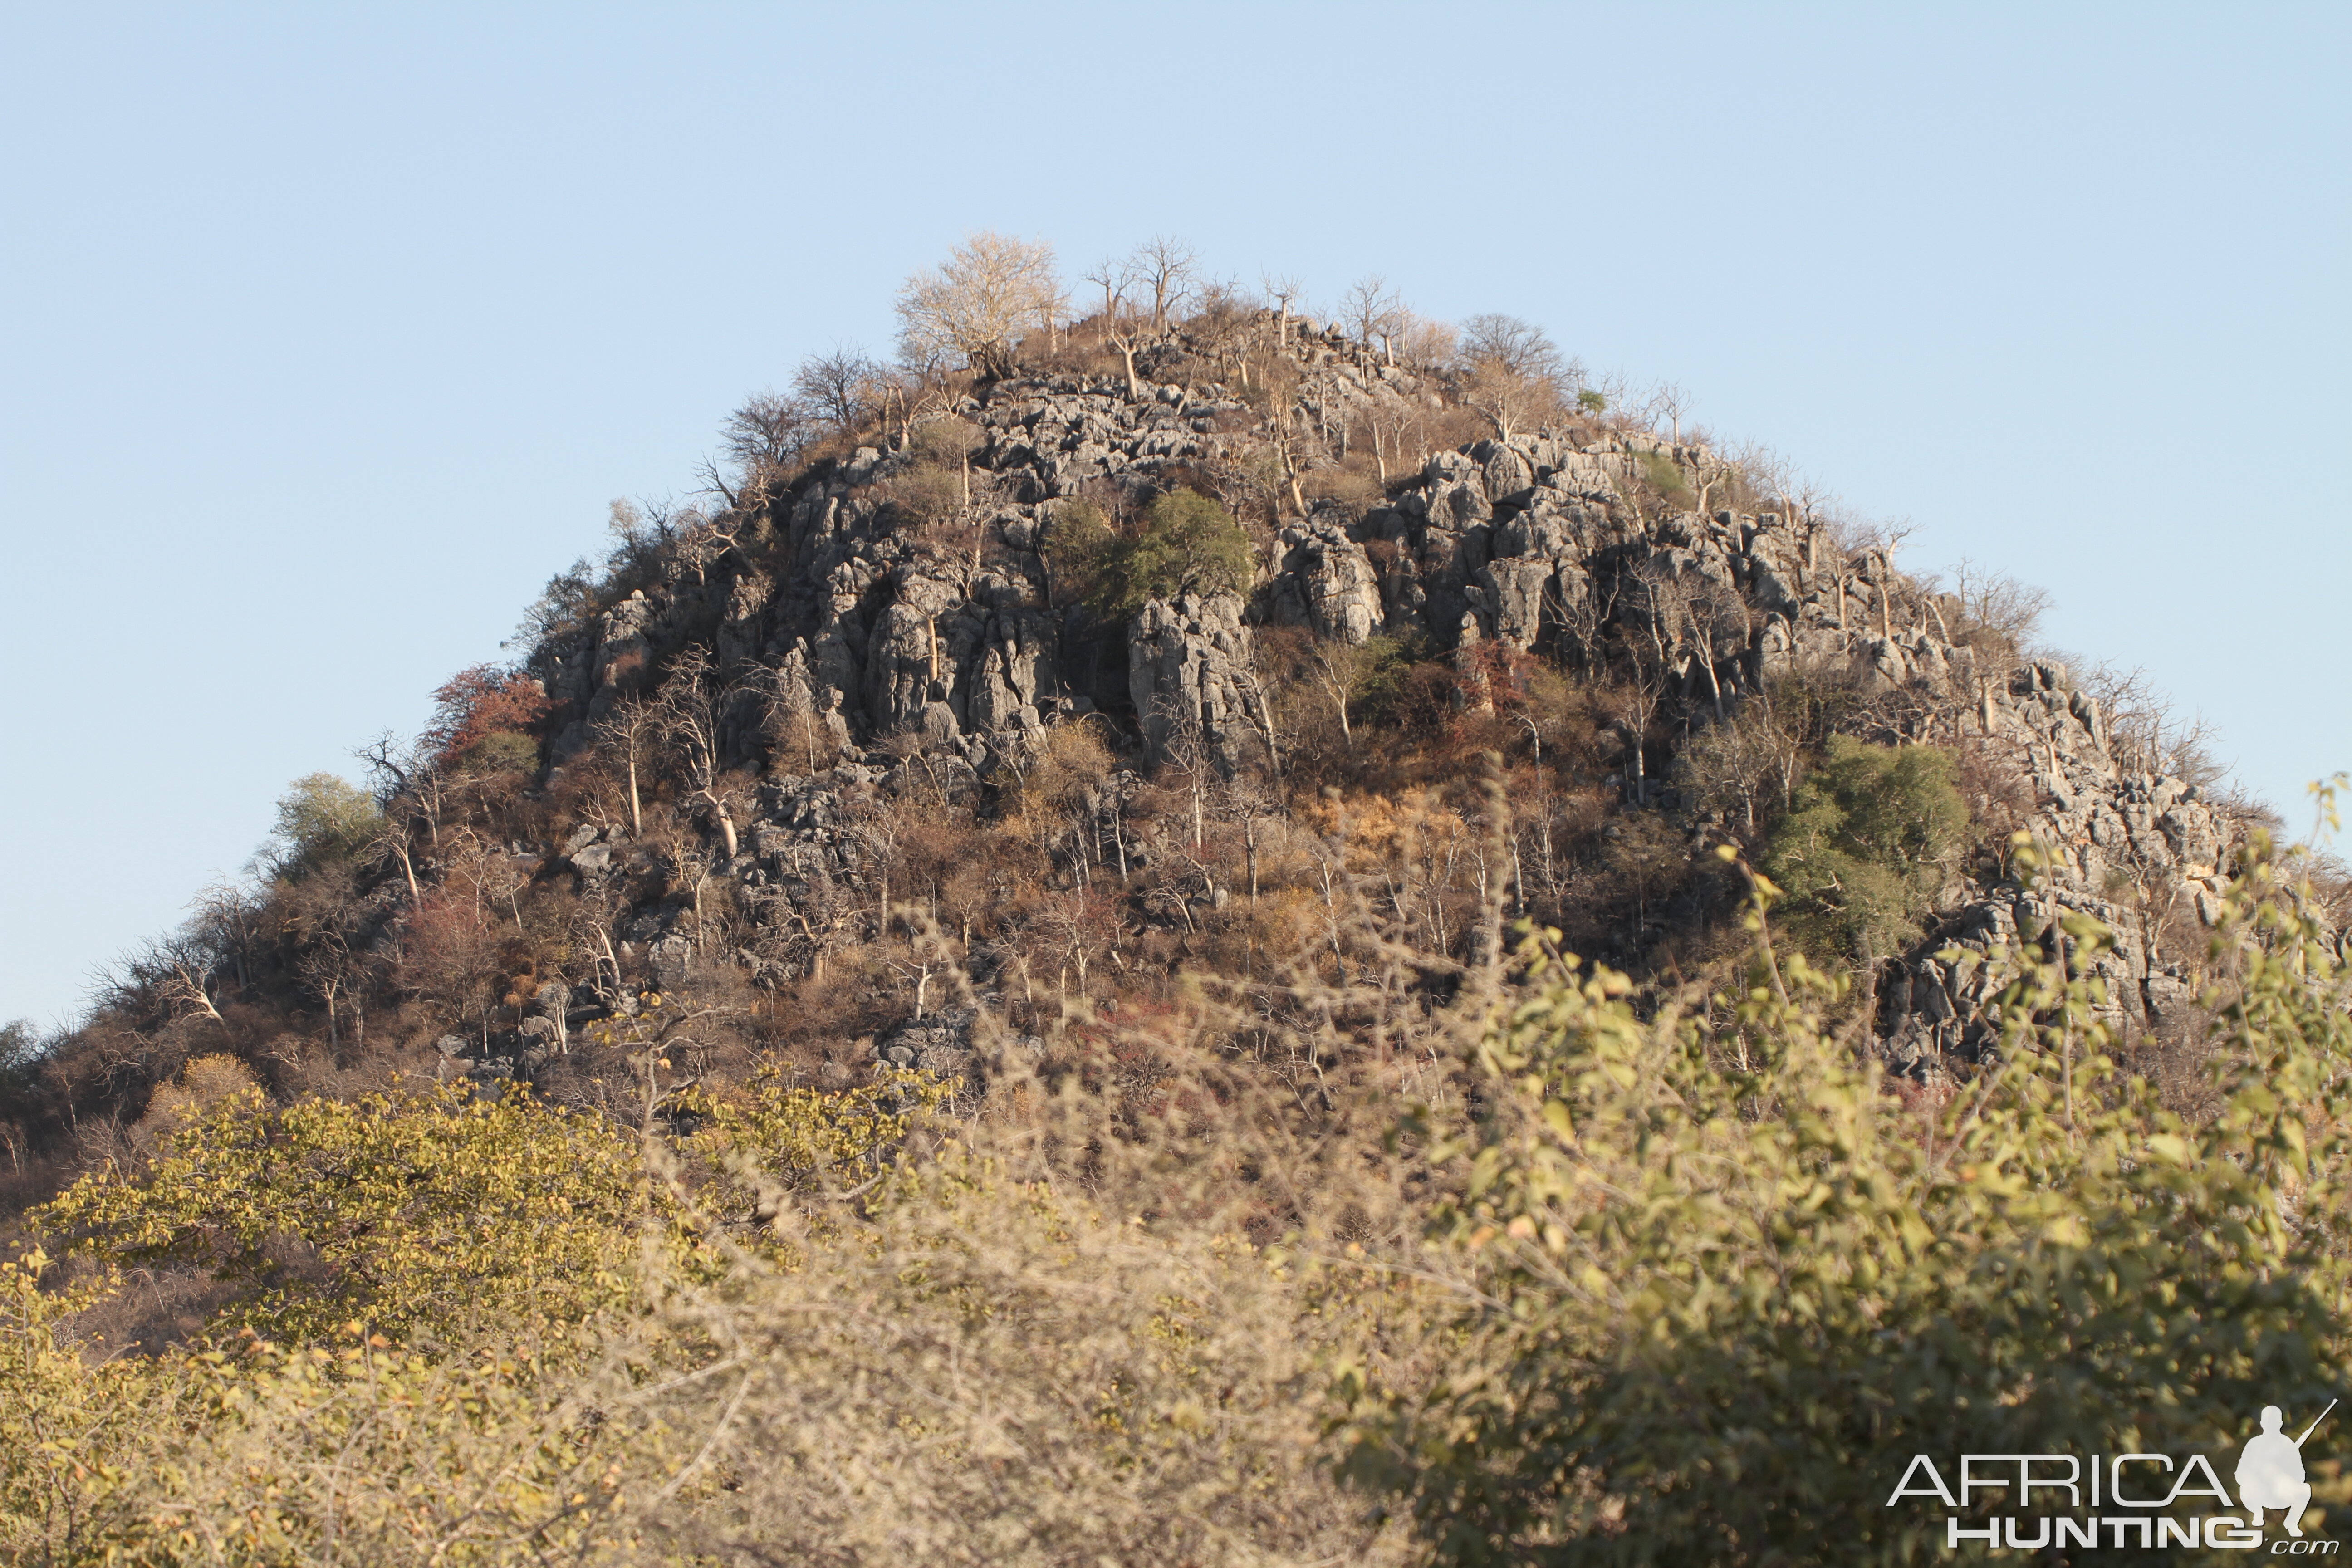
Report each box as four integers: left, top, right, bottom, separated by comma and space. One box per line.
2, 2, 2346, 1029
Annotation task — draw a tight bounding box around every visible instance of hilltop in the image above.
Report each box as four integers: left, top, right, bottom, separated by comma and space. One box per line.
1, 236, 2279, 1180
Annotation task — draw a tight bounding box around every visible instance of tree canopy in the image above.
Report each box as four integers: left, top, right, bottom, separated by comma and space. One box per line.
1762, 736, 1969, 960
893, 231, 1059, 380
262, 773, 382, 881
1093, 488, 1254, 620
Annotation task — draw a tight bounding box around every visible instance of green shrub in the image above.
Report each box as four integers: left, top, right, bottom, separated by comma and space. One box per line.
1347, 632, 1443, 732
1092, 488, 1254, 619
262, 772, 382, 880
1341, 835, 2352, 1563
1761, 735, 1967, 964
1639, 450, 1690, 500
453, 730, 540, 778
1041, 497, 1116, 609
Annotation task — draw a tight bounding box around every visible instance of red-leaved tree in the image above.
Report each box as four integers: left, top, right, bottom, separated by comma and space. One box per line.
421, 665, 553, 770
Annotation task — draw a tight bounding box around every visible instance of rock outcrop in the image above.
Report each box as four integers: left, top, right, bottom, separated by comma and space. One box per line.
515, 325, 2245, 1084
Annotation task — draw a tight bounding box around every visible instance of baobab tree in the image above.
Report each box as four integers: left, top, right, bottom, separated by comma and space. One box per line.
1338, 275, 1401, 358
1081, 255, 1131, 323
1130, 236, 1196, 331
1261, 273, 1304, 346
1103, 298, 1146, 399
895, 232, 1061, 379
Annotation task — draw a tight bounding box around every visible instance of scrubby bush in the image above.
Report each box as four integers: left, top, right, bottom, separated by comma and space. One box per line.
451, 729, 540, 778
1301, 461, 1381, 511
908, 414, 985, 466
7, 835, 2352, 1564
261, 773, 381, 881
1341, 836, 2352, 1563
1762, 735, 1968, 964
885, 459, 965, 527
1095, 488, 1254, 618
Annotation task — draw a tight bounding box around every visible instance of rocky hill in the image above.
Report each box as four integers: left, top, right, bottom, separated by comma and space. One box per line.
0, 284, 2264, 1185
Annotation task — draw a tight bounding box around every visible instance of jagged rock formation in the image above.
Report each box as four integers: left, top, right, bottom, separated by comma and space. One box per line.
495, 325, 2246, 1082
1878, 664, 2235, 1073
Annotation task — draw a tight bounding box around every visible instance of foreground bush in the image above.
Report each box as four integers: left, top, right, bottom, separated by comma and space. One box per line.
1341, 835, 2352, 1563
5, 833, 2349, 1564
33, 1080, 654, 1344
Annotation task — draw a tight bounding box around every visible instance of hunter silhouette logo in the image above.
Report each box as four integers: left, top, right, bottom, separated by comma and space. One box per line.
1886, 1399, 2340, 1550
2241, 1401, 2335, 1537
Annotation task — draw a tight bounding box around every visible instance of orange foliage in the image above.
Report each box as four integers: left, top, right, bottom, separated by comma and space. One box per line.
422, 664, 553, 769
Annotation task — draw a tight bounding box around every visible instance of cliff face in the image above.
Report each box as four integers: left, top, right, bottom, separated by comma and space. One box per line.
488, 323, 2239, 1093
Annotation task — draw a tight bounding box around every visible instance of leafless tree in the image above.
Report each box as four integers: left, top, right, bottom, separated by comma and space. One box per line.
1305, 636, 1373, 747
1150, 698, 1222, 853
652, 647, 745, 861
1682, 573, 1752, 720
754, 650, 833, 775
1675, 702, 1801, 835
1643, 382, 1695, 444
1945, 557, 2053, 659
1615, 560, 1726, 802
1186, 277, 1257, 388
1337, 276, 1399, 358
1081, 255, 1131, 323
719, 392, 816, 479
1457, 314, 1568, 441
1103, 300, 1146, 400
591, 696, 658, 839
295, 930, 363, 1053
2074, 659, 2228, 787
791, 348, 882, 429
1260, 273, 1304, 347
1130, 236, 1196, 332
1039, 272, 1072, 353
1460, 314, 1565, 385
896, 232, 1061, 379
1390, 309, 1456, 370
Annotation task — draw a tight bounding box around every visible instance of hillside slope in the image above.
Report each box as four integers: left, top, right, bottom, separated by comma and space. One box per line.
0, 288, 2264, 1191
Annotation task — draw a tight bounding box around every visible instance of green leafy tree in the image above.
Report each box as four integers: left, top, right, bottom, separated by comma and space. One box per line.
1761, 735, 1967, 965
261, 773, 382, 881
0, 1019, 41, 1093
1094, 488, 1253, 619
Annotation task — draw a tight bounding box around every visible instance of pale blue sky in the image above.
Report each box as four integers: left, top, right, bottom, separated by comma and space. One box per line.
2, 2, 2345, 1028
